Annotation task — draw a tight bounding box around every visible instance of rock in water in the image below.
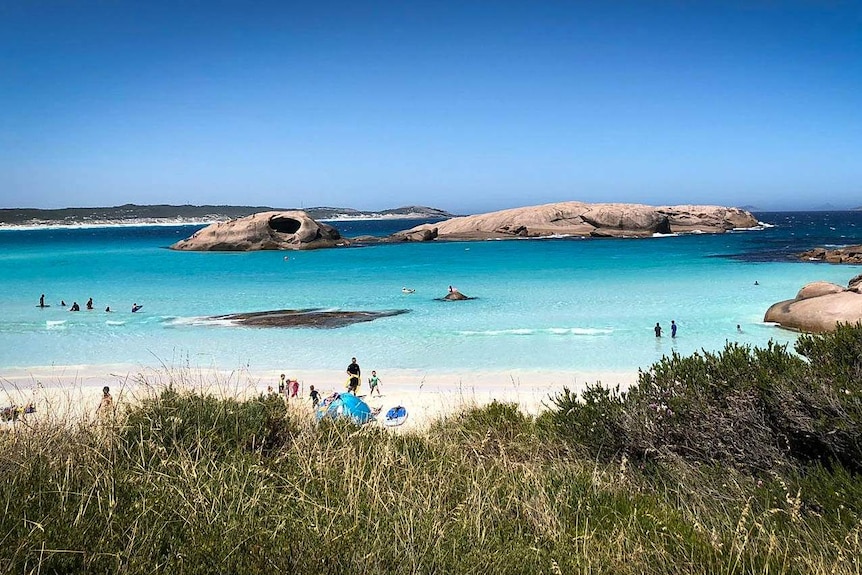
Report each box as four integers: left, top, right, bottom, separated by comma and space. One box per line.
171, 211, 345, 251
764, 278, 862, 333
396, 201, 758, 241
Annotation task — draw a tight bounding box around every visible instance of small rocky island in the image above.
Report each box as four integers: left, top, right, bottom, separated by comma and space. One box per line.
397, 202, 758, 241
764, 274, 862, 333
171, 211, 346, 251
171, 202, 759, 251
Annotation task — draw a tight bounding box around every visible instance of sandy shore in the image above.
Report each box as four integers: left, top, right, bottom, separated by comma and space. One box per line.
1, 364, 639, 429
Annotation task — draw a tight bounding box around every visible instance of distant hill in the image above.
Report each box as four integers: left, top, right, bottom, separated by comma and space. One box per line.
0, 204, 455, 227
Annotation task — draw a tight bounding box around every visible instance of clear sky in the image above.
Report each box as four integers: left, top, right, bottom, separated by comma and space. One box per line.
1, 1, 860, 213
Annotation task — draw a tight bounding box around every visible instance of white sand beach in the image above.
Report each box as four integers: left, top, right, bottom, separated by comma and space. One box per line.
1, 364, 639, 429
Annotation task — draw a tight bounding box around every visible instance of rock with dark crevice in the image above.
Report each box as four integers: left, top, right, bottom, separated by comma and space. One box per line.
171, 211, 346, 251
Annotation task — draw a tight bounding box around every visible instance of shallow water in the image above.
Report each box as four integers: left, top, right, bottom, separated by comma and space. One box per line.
1, 212, 860, 374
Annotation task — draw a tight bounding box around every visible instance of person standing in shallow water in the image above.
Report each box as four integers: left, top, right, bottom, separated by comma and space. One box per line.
654, 322, 662, 337
671, 320, 677, 338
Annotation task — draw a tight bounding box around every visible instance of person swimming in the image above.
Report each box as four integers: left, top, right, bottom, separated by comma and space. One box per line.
401, 287, 415, 294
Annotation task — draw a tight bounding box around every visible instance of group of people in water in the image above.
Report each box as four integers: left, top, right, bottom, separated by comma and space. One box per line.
38, 294, 142, 313
654, 320, 678, 338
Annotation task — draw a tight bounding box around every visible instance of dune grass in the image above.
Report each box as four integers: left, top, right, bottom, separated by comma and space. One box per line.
2, 326, 861, 573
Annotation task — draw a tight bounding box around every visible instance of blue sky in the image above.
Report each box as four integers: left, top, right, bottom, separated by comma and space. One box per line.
1, 1, 860, 213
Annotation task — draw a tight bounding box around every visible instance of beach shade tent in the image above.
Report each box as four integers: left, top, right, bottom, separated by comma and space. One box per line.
316, 393, 375, 425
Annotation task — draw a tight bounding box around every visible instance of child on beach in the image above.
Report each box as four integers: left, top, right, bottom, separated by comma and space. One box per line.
278, 374, 286, 396
309, 385, 320, 408
368, 370, 381, 396
290, 378, 299, 398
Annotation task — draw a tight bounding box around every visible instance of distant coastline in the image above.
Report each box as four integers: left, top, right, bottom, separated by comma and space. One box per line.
0, 204, 455, 230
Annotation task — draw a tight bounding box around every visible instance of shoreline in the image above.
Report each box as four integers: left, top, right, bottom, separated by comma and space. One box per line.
0, 214, 443, 232
1, 364, 639, 429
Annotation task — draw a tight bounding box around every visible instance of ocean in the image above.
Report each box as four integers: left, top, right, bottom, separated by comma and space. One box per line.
1, 212, 860, 376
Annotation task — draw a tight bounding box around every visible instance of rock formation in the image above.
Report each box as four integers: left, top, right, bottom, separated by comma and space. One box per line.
170, 211, 345, 251
397, 202, 758, 241
206, 309, 408, 328
763, 277, 862, 333
798, 245, 862, 264
443, 290, 472, 301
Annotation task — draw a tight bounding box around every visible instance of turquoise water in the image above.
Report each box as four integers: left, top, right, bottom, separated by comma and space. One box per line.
1, 212, 860, 373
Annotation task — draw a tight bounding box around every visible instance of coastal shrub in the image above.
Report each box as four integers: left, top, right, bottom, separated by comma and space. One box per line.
770, 322, 862, 470
544, 384, 626, 456
548, 325, 862, 471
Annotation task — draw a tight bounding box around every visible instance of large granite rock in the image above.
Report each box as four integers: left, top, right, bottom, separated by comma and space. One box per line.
171, 211, 346, 251
798, 245, 862, 264
398, 202, 758, 240
764, 278, 862, 333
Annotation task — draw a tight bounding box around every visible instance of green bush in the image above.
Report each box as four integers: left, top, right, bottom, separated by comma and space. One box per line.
544, 384, 626, 456
548, 325, 862, 471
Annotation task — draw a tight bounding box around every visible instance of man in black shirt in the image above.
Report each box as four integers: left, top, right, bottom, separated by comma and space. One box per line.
346, 357, 361, 394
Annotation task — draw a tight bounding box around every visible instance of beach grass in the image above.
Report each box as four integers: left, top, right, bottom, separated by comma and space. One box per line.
2, 326, 862, 574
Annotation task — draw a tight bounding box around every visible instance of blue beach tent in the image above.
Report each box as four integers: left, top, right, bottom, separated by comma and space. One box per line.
316, 393, 375, 425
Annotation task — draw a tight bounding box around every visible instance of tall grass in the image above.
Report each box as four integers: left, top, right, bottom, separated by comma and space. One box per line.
2, 327, 862, 573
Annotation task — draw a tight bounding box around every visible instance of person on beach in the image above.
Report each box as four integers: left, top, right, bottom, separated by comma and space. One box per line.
671, 320, 677, 338
654, 322, 662, 337
309, 385, 320, 408
368, 370, 381, 396
70, 301, 80, 312
278, 374, 286, 396
39, 294, 45, 308
96, 386, 113, 417
86, 297, 93, 310
346, 357, 361, 394
290, 378, 299, 398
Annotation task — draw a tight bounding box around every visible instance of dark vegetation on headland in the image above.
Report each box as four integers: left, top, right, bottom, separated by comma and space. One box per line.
2, 326, 861, 574
0, 204, 454, 226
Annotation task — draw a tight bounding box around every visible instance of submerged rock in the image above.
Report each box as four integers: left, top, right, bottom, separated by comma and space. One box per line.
171, 211, 345, 251
206, 309, 409, 328
764, 278, 862, 333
